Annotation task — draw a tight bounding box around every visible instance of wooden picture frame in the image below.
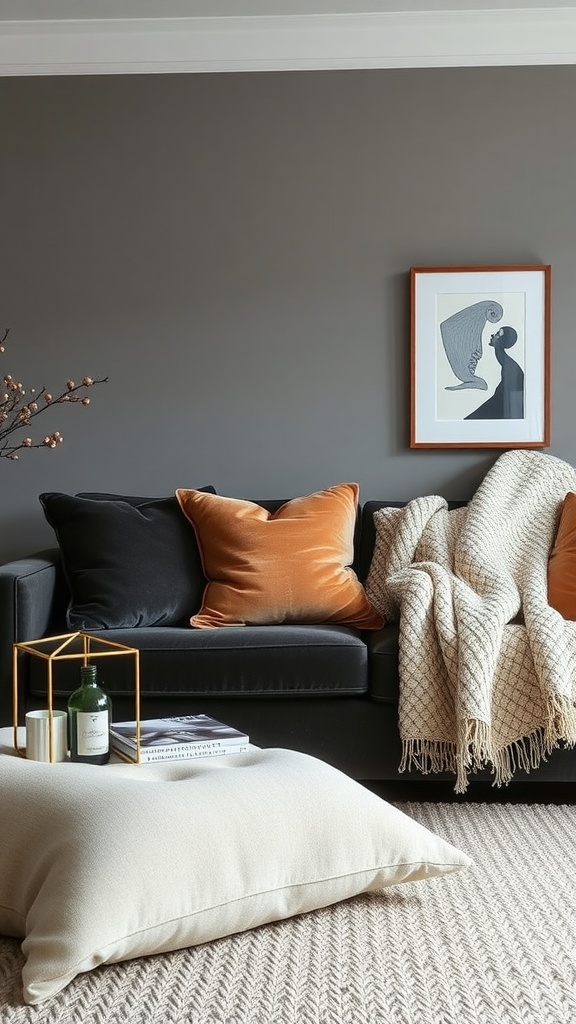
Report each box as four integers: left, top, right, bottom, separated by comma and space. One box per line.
410, 264, 551, 449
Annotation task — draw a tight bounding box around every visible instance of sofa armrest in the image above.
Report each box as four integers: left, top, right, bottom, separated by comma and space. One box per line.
0, 549, 68, 725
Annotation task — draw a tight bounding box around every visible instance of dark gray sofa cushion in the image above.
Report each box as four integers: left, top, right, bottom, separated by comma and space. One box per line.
39, 489, 215, 630
29, 624, 369, 700
366, 625, 400, 703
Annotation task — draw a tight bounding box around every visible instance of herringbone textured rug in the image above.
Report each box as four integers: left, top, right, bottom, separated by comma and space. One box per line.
1, 801, 575, 1023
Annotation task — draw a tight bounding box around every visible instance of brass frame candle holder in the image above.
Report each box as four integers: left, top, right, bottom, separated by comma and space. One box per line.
12, 631, 141, 763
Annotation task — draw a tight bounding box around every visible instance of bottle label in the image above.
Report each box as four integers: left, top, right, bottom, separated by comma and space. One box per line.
76, 710, 109, 756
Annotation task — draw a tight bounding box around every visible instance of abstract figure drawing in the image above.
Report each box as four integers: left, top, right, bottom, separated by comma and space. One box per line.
440, 300, 504, 392
465, 326, 524, 421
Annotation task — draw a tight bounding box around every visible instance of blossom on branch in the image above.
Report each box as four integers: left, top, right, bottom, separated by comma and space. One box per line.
0, 327, 108, 460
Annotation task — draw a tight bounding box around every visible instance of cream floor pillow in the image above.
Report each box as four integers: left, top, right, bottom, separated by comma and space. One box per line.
0, 746, 472, 1005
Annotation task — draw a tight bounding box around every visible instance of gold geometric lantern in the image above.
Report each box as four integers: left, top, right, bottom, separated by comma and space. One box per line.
12, 631, 140, 763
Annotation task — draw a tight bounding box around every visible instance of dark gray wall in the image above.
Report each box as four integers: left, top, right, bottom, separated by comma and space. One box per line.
1, 66, 575, 562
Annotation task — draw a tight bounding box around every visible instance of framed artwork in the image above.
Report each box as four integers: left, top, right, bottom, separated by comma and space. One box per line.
410, 264, 551, 449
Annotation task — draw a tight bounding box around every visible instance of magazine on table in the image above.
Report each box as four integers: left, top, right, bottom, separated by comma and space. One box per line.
109, 713, 250, 763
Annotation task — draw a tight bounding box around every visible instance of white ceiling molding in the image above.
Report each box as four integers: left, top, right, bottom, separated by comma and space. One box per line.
1, 9, 576, 76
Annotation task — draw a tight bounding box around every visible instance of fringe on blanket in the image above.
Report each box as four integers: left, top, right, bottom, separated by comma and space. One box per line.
401, 694, 576, 793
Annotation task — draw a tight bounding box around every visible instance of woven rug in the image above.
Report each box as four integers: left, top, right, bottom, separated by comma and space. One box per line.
1, 800, 575, 1024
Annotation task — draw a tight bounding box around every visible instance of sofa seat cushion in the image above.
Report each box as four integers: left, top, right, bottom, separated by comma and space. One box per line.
366, 625, 400, 703
29, 625, 369, 700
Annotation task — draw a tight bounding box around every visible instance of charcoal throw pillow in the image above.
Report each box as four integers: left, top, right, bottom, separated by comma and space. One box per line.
39, 488, 215, 629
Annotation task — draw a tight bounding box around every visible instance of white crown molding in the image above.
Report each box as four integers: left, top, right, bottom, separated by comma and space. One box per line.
1, 9, 576, 76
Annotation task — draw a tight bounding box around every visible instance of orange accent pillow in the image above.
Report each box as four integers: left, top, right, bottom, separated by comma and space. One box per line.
175, 483, 384, 630
548, 491, 576, 619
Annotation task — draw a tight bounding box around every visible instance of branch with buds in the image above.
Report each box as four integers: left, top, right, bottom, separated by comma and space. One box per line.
0, 327, 108, 460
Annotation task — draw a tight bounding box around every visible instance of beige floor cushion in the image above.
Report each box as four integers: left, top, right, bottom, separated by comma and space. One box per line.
0, 745, 472, 1005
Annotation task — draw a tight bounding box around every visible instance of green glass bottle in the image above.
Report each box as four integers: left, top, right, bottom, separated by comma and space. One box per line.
68, 663, 112, 765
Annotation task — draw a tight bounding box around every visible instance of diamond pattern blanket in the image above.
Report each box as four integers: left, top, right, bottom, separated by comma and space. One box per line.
366, 450, 576, 791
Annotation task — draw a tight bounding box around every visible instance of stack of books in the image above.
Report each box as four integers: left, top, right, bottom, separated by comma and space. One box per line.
109, 713, 250, 764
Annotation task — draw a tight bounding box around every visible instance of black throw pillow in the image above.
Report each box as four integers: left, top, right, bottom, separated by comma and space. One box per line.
39, 488, 216, 630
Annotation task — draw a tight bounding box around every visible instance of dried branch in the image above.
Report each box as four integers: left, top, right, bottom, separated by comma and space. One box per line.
0, 327, 108, 460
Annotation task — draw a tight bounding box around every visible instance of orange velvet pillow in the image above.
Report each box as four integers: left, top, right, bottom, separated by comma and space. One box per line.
548, 491, 576, 619
175, 483, 384, 630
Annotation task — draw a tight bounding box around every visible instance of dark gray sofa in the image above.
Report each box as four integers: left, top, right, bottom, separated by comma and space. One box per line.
2, 493, 575, 790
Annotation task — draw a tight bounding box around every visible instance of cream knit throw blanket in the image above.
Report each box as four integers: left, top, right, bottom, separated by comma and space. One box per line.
366, 450, 576, 792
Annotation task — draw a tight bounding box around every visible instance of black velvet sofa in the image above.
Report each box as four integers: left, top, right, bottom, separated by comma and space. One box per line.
2, 491, 575, 790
